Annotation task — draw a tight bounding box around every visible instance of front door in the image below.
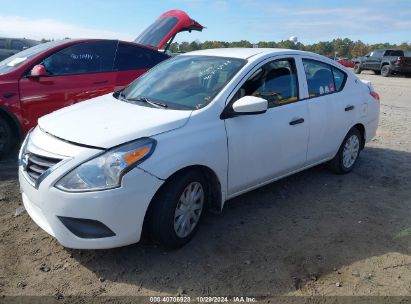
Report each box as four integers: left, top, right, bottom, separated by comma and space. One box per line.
224, 57, 309, 196
19, 40, 117, 128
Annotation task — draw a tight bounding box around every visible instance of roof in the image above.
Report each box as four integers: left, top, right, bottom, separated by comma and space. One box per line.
185, 48, 308, 59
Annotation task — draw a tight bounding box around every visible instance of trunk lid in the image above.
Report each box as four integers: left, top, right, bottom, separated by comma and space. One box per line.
134, 9, 204, 50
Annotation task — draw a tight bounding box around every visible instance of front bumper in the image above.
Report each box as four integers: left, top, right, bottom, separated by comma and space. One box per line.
18, 128, 164, 249
20, 166, 163, 249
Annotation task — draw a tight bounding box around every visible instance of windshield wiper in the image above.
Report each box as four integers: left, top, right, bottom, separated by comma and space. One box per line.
123, 95, 168, 109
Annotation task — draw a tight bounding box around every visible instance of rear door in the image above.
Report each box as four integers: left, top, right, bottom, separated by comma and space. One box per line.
19, 40, 117, 125
301, 58, 352, 164
134, 10, 204, 50
113, 42, 169, 90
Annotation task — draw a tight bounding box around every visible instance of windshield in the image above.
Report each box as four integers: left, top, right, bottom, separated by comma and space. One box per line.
0, 40, 65, 75
121, 55, 246, 110
135, 16, 179, 48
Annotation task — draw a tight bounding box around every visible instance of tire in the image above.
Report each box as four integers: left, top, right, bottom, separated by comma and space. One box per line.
328, 128, 362, 174
381, 65, 391, 77
0, 116, 13, 159
148, 170, 208, 248
353, 63, 362, 74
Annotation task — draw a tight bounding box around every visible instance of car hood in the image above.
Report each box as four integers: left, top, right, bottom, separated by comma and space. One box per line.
38, 94, 192, 149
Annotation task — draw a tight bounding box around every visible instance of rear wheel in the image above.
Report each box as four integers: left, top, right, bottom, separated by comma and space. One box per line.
381, 65, 391, 77
329, 128, 362, 174
0, 116, 13, 158
148, 170, 208, 248
353, 63, 362, 74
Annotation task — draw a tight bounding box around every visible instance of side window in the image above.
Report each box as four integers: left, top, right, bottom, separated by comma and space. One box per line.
0, 39, 7, 49
42, 41, 117, 76
232, 58, 299, 108
114, 43, 169, 71
11, 40, 24, 51
332, 67, 346, 91
303, 59, 346, 97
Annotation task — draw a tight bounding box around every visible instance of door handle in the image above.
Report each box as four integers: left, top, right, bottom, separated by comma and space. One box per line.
345, 105, 355, 111
93, 80, 108, 85
289, 118, 304, 125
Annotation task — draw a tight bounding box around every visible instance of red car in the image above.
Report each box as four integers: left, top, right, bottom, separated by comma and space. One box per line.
0, 10, 204, 157
336, 58, 355, 68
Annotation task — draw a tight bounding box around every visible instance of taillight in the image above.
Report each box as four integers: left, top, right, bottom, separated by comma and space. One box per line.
370, 91, 380, 103
395, 57, 403, 65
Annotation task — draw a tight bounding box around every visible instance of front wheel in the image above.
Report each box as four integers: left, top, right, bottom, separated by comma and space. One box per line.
0, 117, 13, 158
353, 63, 362, 74
148, 170, 207, 248
329, 128, 362, 174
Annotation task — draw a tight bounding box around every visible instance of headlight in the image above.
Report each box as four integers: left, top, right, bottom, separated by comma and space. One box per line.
18, 128, 33, 165
55, 138, 156, 192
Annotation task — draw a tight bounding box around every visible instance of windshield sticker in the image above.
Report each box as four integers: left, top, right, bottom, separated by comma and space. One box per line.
6, 57, 27, 67
200, 60, 232, 81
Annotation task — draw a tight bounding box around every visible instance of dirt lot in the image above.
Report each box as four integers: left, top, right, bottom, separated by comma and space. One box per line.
1, 71, 411, 300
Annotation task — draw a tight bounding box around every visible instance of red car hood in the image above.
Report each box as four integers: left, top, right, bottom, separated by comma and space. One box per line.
135, 9, 204, 50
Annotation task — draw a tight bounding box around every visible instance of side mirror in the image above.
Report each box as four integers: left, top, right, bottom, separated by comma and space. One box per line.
227, 96, 267, 118
28, 64, 48, 78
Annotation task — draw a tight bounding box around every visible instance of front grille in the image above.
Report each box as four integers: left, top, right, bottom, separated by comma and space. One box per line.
25, 153, 62, 183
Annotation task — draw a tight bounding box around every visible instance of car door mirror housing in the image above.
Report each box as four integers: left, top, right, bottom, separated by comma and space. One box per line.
29, 64, 48, 78
222, 96, 267, 119
232, 96, 267, 114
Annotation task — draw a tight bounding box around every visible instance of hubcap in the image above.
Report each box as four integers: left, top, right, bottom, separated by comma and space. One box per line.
342, 135, 360, 169
174, 182, 204, 238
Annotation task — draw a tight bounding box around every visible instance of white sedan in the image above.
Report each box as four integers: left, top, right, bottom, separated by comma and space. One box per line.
18, 48, 380, 249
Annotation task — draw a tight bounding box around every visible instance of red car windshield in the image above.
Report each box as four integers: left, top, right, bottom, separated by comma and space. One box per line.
0, 40, 65, 75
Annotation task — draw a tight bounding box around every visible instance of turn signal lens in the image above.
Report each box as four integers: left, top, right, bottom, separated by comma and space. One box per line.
124, 146, 150, 165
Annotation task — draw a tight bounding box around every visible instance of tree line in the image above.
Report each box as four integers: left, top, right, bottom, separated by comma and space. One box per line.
169, 38, 411, 58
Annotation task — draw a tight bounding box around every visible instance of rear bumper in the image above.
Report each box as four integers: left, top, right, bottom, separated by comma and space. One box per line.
391, 65, 411, 73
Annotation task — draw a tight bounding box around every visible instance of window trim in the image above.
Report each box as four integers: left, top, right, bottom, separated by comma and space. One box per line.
221, 56, 301, 119
300, 58, 348, 101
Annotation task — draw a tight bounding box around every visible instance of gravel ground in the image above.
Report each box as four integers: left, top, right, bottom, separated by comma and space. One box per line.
1, 70, 411, 300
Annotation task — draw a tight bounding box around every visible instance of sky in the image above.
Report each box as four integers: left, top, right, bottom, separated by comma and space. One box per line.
0, 0, 410, 45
